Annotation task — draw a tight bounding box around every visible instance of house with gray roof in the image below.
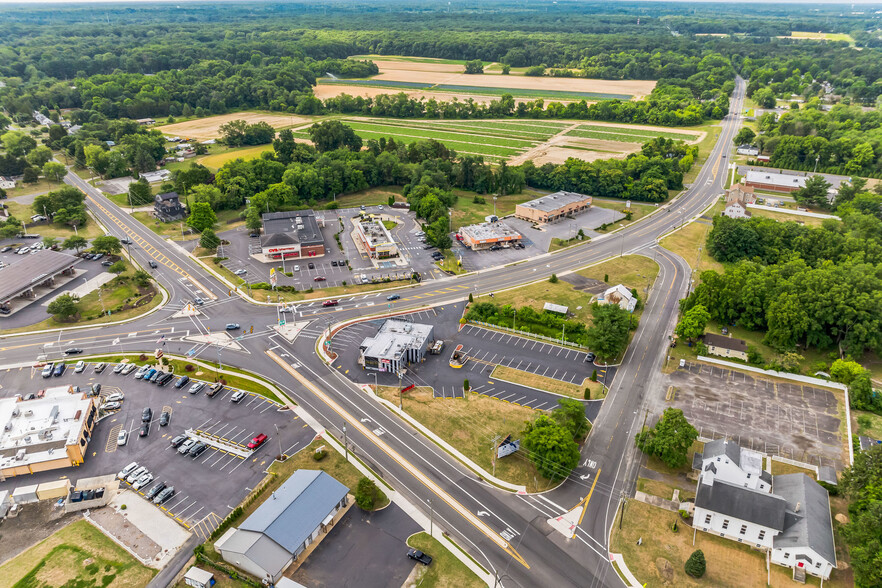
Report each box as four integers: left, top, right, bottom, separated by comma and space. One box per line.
692, 440, 836, 581
215, 470, 349, 583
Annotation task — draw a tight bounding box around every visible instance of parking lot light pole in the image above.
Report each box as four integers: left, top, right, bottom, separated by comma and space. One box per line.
428, 498, 433, 536
274, 423, 283, 460
372, 372, 378, 393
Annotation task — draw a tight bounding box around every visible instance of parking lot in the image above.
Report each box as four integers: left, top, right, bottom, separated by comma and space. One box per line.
325, 305, 605, 418
666, 362, 846, 471
0, 360, 314, 539
0, 239, 112, 329
288, 502, 420, 588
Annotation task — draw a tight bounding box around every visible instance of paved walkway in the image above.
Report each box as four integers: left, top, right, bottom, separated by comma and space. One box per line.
43, 271, 114, 306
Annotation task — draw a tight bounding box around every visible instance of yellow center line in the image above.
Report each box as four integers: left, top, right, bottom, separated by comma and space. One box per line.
573, 467, 601, 537
266, 349, 529, 569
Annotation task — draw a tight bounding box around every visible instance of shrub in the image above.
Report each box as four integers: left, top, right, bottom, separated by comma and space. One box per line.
355, 477, 382, 510
468, 293, 474, 303
591, 369, 597, 381
549, 274, 559, 283
694, 342, 708, 355
463, 378, 470, 391
185, 364, 195, 372
388, 196, 395, 206
120, 504, 127, 510
138, 354, 147, 361
679, 509, 690, 519
604, 274, 609, 282
671, 519, 679, 532
685, 550, 706, 578
312, 449, 328, 461
584, 388, 591, 400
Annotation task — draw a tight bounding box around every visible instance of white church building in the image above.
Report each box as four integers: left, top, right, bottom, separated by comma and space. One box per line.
692, 439, 837, 581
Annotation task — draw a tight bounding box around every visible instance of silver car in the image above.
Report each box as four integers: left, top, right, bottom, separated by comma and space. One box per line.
177, 439, 197, 455
132, 473, 154, 490
122, 363, 137, 375
126, 466, 148, 484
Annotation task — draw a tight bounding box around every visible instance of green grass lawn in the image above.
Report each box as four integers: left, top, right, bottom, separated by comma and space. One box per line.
5, 200, 103, 240
2, 177, 58, 198
591, 200, 659, 233
566, 124, 698, 142
450, 188, 544, 230
406, 532, 486, 588
329, 186, 406, 208
197, 144, 274, 170
484, 275, 597, 323
577, 255, 659, 303
0, 519, 156, 588
855, 410, 882, 440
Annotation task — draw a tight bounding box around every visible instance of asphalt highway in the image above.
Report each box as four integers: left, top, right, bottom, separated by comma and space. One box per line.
0, 77, 744, 588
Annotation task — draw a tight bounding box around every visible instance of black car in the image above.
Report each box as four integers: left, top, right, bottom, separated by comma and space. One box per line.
148, 260, 158, 269
141, 407, 152, 423
489, 245, 502, 251
0, 246, 11, 252
90, 383, 102, 396
307, 262, 315, 269
53, 363, 66, 377
139, 423, 149, 437
64, 348, 84, 355
153, 486, 175, 505
174, 376, 190, 389
146, 481, 167, 500
159, 410, 170, 426
249, 232, 260, 238
189, 442, 208, 458
387, 294, 400, 301
157, 373, 174, 386
169, 434, 187, 448
150, 370, 164, 383
101, 260, 113, 266
407, 549, 433, 566
120, 237, 132, 244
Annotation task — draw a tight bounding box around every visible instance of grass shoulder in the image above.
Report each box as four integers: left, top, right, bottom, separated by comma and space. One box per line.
491, 364, 601, 399
405, 532, 486, 588
0, 518, 156, 588
374, 385, 554, 492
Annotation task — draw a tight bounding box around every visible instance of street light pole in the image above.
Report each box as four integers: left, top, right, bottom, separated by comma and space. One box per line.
274, 423, 283, 460
372, 372, 378, 393
342, 424, 348, 461
428, 498, 433, 536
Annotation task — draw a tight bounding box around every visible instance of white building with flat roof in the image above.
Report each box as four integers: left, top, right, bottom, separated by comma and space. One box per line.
0, 385, 97, 478
458, 221, 522, 251
359, 319, 434, 373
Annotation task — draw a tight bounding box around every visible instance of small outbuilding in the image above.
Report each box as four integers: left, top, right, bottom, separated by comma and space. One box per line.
183, 566, 215, 588
702, 332, 749, 361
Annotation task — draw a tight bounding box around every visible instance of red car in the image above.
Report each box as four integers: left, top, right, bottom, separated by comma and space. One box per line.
247, 433, 267, 449
313, 276, 326, 282
322, 300, 338, 307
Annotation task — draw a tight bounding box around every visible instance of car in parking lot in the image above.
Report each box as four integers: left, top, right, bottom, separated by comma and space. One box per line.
159, 410, 171, 426
122, 363, 136, 375
178, 439, 196, 454
489, 244, 502, 251
247, 433, 267, 449
188, 381, 205, 394
149, 370, 163, 383
141, 407, 152, 423
144, 369, 158, 382
154, 486, 175, 504
157, 373, 174, 386
101, 401, 122, 411
74, 360, 86, 373
117, 429, 128, 446
105, 392, 124, 403
322, 299, 338, 307
206, 382, 223, 397
189, 442, 208, 458
174, 376, 190, 389
170, 434, 187, 448
313, 276, 326, 282
94, 362, 107, 374
117, 462, 139, 480
407, 549, 433, 566
41, 363, 54, 378
64, 348, 83, 355
101, 260, 113, 267
139, 423, 149, 437
90, 383, 101, 396
225, 323, 240, 330
126, 466, 148, 484
330, 260, 338, 267
234, 269, 247, 275
113, 363, 126, 374
584, 352, 596, 363
293, 265, 300, 272
307, 262, 315, 269
230, 390, 246, 403
146, 481, 167, 500
135, 366, 149, 379
0, 246, 10, 253
132, 473, 153, 490
53, 363, 66, 377
386, 294, 400, 301
93, 253, 104, 261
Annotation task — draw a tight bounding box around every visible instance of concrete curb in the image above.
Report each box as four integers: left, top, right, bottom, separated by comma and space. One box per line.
609, 553, 642, 587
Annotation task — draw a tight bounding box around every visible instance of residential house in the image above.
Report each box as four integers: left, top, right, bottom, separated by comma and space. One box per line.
0, 176, 15, 191
215, 470, 349, 583
736, 145, 759, 156
702, 332, 748, 361
597, 284, 637, 312
722, 183, 755, 219
692, 439, 836, 581
154, 192, 186, 222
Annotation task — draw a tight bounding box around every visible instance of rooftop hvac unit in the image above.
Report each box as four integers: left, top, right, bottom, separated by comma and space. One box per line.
24, 410, 33, 417
4, 421, 11, 432
49, 405, 59, 424
11, 407, 20, 417
15, 449, 25, 461
23, 436, 31, 443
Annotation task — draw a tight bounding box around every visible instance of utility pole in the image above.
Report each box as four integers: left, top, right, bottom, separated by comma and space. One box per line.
274, 423, 282, 459
397, 370, 403, 410
491, 435, 501, 477
343, 424, 348, 461
618, 490, 626, 529
428, 498, 433, 536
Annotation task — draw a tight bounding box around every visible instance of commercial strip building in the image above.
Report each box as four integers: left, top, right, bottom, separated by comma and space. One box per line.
458, 221, 522, 251
354, 214, 399, 259
260, 210, 326, 261
0, 385, 98, 478
0, 249, 82, 314
742, 168, 846, 197
514, 191, 592, 224
359, 319, 434, 373
692, 440, 837, 581
215, 470, 350, 583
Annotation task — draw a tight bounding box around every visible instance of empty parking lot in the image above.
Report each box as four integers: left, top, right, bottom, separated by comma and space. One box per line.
666, 362, 846, 471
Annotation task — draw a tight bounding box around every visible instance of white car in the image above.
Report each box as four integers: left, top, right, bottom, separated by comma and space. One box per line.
132, 473, 154, 490
105, 392, 125, 403
126, 466, 148, 484
41, 364, 53, 378
117, 429, 128, 446
234, 269, 247, 275
122, 363, 137, 375
117, 461, 138, 480
134, 366, 149, 380
101, 401, 122, 411
74, 360, 86, 373
230, 390, 246, 403
177, 439, 196, 455
293, 265, 300, 272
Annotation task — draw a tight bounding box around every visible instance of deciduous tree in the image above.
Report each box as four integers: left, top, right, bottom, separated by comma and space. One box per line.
186, 201, 217, 233
635, 408, 698, 469
522, 415, 581, 481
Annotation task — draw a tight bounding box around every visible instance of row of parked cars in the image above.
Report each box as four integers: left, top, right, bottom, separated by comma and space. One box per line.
117, 462, 175, 504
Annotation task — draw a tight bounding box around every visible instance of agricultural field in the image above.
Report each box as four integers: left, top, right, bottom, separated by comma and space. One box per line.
156, 111, 310, 140
197, 144, 275, 169
780, 31, 856, 45
564, 123, 702, 143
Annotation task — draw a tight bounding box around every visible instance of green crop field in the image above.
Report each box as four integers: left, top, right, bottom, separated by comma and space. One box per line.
565, 123, 698, 143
